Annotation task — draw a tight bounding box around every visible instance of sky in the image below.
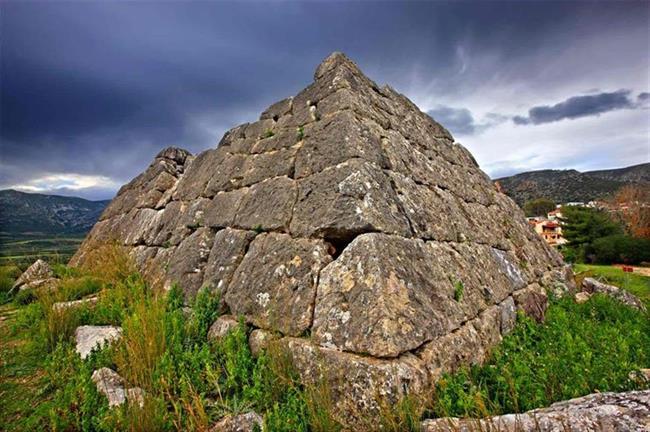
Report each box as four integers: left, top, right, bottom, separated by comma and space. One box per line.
1, 1, 649, 200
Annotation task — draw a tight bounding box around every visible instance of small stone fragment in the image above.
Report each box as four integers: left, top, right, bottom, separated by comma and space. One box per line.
210, 411, 263, 432
92, 367, 144, 408
248, 328, 277, 357
52, 296, 99, 311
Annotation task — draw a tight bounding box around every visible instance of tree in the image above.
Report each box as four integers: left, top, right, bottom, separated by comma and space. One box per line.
523, 198, 556, 217
610, 185, 650, 239
560, 206, 623, 262
592, 235, 650, 264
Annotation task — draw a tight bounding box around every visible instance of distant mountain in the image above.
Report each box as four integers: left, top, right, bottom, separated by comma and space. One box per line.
0, 189, 110, 235
496, 163, 650, 206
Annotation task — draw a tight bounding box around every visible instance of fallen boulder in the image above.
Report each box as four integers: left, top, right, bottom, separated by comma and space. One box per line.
582, 277, 646, 311
75, 325, 122, 359
10, 259, 57, 294
421, 390, 650, 432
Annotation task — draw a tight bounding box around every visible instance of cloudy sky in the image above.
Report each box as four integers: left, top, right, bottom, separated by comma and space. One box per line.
1, 1, 648, 200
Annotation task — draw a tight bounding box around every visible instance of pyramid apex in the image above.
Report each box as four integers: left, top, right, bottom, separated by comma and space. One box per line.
314, 52, 362, 80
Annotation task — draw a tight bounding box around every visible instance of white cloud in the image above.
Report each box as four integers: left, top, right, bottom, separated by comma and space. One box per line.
7, 173, 119, 193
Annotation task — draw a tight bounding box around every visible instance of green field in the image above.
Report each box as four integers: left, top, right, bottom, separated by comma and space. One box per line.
0, 233, 86, 266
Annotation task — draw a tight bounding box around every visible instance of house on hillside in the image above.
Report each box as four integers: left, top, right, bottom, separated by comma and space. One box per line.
533, 220, 567, 247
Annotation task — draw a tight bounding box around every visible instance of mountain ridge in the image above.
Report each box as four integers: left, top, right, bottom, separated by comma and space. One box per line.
0, 189, 110, 235
496, 162, 649, 206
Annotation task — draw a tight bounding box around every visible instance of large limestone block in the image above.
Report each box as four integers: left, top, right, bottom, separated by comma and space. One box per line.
234, 176, 297, 232
226, 233, 331, 336
202, 228, 256, 299
313, 234, 527, 358
294, 110, 386, 178
282, 337, 430, 427
421, 390, 650, 432
290, 159, 411, 239
165, 227, 215, 297
173, 149, 226, 200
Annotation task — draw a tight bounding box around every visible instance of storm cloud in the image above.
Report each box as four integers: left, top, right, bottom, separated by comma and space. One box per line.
1, 2, 648, 199
427, 106, 507, 136
513, 90, 641, 125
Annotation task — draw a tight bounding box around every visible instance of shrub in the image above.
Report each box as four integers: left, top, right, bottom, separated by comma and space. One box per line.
591, 234, 650, 264
432, 295, 650, 417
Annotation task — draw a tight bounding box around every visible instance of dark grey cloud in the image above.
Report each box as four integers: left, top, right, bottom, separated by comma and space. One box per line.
639, 92, 650, 102
427, 106, 507, 136
1, 1, 648, 199
513, 90, 638, 125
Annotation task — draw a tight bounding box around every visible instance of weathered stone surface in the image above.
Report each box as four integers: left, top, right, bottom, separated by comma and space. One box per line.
202, 228, 256, 300
290, 159, 411, 239
234, 176, 297, 232
207, 315, 239, 342
582, 277, 646, 311
210, 412, 263, 432
248, 328, 277, 357
421, 390, 650, 432
92, 367, 144, 408
513, 283, 548, 322
75, 325, 122, 359
10, 259, 54, 293
282, 337, 429, 426
166, 227, 215, 297
102, 147, 191, 219
71, 52, 575, 423
295, 110, 386, 178
226, 233, 331, 336
313, 234, 527, 357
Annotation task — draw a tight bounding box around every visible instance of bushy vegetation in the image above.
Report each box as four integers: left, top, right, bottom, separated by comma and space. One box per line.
432, 294, 650, 417
1, 250, 649, 431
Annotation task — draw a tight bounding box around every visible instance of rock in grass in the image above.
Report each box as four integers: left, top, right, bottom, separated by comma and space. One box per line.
52, 295, 99, 311
74, 325, 122, 359
421, 390, 650, 432
210, 412, 263, 432
574, 291, 592, 304
207, 315, 239, 342
91, 367, 144, 408
582, 277, 646, 311
10, 259, 56, 294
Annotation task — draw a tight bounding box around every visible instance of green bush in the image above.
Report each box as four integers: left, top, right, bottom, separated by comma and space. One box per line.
432, 295, 650, 417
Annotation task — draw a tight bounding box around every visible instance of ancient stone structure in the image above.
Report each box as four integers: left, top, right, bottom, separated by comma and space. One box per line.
72, 53, 574, 423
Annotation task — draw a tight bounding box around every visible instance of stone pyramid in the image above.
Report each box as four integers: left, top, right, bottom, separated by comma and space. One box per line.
72, 52, 573, 422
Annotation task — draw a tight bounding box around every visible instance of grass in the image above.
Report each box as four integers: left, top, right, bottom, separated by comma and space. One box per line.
573, 263, 650, 307
1, 252, 648, 431
0, 233, 86, 266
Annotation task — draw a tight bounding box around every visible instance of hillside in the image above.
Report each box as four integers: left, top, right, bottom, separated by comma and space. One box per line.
496, 163, 650, 206
0, 189, 109, 235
